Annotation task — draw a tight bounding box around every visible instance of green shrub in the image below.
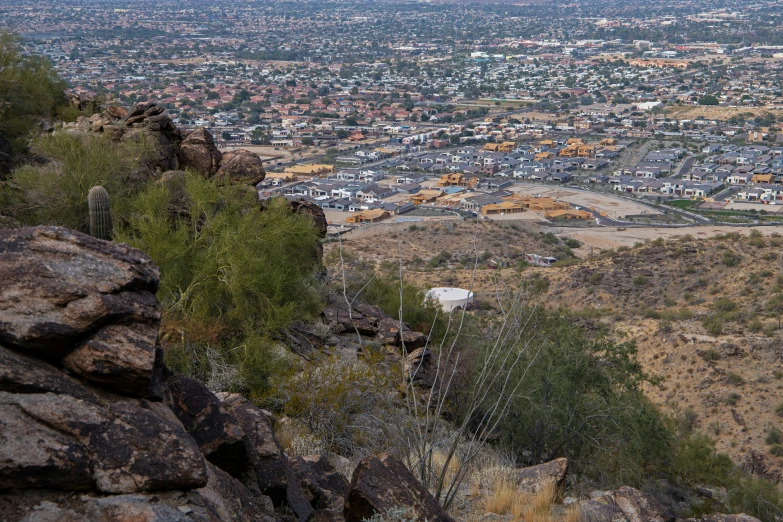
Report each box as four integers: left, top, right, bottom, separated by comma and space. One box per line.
525, 276, 550, 295
117, 175, 323, 394
775, 402, 783, 417
702, 349, 721, 362
721, 251, 740, 267
632, 275, 648, 286
2, 132, 156, 231
713, 297, 737, 313
770, 445, 783, 457
702, 315, 724, 336
765, 427, 782, 445
726, 372, 746, 386
0, 32, 67, 154
724, 393, 741, 406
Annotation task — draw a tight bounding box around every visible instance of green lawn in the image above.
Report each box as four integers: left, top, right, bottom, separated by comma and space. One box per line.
666, 199, 698, 209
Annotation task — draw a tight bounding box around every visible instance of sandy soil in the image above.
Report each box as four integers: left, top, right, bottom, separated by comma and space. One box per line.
725, 201, 783, 213
555, 225, 783, 252
508, 184, 661, 218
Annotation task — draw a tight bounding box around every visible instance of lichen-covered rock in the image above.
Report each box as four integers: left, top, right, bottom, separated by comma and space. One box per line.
578, 499, 629, 522
403, 347, 436, 389
344, 453, 454, 522
92, 400, 208, 493
0, 395, 93, 491
289, 454, 349, 521
515, 458, 568, 493
177, 127, 222, 177
0, 392, 208, 495
164, 373, 249, 478
0, 226, 160, 351
0, 227, 163, 399
612, 486, 675, 522
215, 149, 267, 186
289, 197, 328, 238
0, 344, 98, 402
219, 393, 314, 522
194, 462, 276, 522
63, 323, 162, 398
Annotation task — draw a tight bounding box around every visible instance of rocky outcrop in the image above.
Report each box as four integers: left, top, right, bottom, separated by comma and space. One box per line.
0, 224, 456, 522
0, 226, 163, 399
344, 454, 455, 522
320, 302, 429, 355
289, 455, 350, 522
289, 197, 328, 239
178, 127, 222, 178
0, 226, 290, 521
218, 393, 314, 522
579, 487, 675, 522
515, 457, 568, 494
216, 149, 267, 186
60, 101, 268, 185
164, 374, 249, 479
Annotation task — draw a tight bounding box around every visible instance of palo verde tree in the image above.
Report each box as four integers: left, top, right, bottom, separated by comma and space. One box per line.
0, 32, 67, 155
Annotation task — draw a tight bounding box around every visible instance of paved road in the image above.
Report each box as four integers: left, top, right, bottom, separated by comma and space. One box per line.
676, 156, 696, 177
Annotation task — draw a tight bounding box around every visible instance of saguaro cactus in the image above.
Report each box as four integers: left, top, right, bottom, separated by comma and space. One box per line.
88, 185, 113, 240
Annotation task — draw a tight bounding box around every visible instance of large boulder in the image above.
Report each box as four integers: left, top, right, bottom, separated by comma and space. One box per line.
515, 457, 568, 494
194, 462, 276, 522
0, 344, 99, 402
0, 394, 94, 490
177, 127, 222, 177
0, 227, 163, 399
289, 197, 328, 238
93, 400, 208, 493
577, 499, 629, 522
215, 149, 267, 186
612, 486, 675, 522
219, 393, 314, 522
289, 454, 350, 521
164, 373, 249, 478
344, 453, 455, 522
122, 128, 179, 172
0, 392, 208, 494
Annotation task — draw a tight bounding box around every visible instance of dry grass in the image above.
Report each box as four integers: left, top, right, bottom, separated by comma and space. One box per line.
482, 479, 580, 522
430, 450, 462, 489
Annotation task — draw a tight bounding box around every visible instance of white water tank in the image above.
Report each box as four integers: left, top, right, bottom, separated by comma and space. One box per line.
427, 287, 474, 312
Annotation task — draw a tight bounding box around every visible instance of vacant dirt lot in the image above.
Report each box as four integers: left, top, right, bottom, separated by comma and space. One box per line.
509, 184, 661, 219
554, 225, 783, 253
666, 105, 783, 121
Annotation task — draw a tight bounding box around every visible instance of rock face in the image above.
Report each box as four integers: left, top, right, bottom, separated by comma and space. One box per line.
0, 226, 163, 399
344, 454, 455, 522
178, 127, 222, 178
216, 149, 267, 186
0, 224, 454, 522
289, 197, 328, 239
219, 393, 314, 522
579, 487, 676, 522
0, 226, 286, 521
164, 374, 249, 478
515, 457, 568, 493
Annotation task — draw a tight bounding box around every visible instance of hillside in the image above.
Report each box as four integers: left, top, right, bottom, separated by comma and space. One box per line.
376, 225, 783, 481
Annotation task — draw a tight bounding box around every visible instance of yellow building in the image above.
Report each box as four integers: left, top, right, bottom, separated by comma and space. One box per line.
284, 164, 335, 177
437, 173, 477, 188
409, 190, 443, 205
752, 173, 775, 184
346, 209, 391, 224
481, 201, 525, 215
